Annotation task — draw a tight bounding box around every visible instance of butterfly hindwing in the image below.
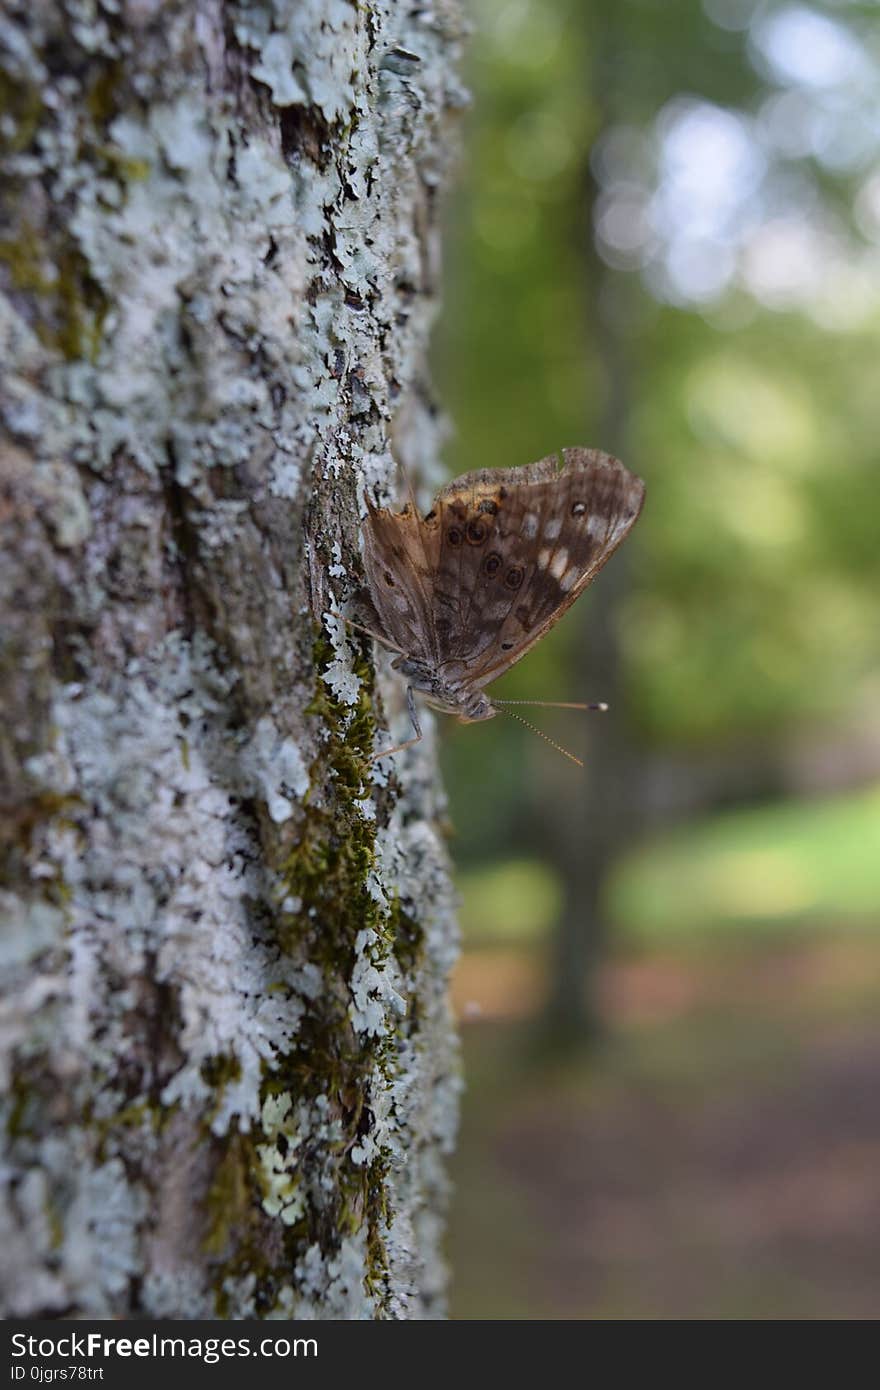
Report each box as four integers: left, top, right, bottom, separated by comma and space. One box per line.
361, 499, 442, 663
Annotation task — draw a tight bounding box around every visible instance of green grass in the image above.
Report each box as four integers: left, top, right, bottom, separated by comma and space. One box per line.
457, 858, 562, 945
610, 781, 880, 941
457, 782, 880, 947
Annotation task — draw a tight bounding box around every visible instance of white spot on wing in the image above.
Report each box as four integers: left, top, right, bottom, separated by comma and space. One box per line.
550, 548, 569, 580
523, 512, 539, 539
538, 547, 552, 569
560, 568, 578, 592
544, 516, 562, 540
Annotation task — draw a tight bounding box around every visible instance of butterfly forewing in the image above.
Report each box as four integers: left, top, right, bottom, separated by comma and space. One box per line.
431, 449, 644, 686
472, 449, 644, 687
426, 453, 556, 672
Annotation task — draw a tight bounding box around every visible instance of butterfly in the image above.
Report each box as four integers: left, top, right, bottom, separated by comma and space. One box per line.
359, 447, 645, 762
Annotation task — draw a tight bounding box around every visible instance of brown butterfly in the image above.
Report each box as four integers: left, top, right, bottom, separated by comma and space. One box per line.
359, 447, 645, 763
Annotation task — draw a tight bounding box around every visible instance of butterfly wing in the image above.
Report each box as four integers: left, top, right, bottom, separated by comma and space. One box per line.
361, 498, 442, 663
430, 448, 645, 688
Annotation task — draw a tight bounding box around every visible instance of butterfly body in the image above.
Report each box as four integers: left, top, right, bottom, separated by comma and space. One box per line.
390, 656, 497, 722
361, 447, 645, 754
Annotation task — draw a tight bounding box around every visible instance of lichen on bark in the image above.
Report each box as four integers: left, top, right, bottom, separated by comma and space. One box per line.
1, 0, 466, 1318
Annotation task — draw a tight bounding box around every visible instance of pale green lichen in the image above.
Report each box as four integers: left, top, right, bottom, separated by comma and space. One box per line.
257, 1093, 306, 1226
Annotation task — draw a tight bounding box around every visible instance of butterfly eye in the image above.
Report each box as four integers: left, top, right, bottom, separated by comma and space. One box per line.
504, 566, 524, 590
484, 552, 502, 577
447, 526, 463, 546
466, 520, 488, 545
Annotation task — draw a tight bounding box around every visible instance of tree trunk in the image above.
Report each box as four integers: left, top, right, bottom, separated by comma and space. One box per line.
1, 0, 465, 1319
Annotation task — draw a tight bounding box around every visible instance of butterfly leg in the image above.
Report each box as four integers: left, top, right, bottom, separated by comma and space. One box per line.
370, 685, 423, 764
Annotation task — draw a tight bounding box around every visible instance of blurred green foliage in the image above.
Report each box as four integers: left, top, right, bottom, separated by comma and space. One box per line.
438, 1, 880, 1318
433, 0, 880, 873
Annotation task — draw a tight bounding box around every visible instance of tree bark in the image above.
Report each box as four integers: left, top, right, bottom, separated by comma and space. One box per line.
1, 0, 465, 1319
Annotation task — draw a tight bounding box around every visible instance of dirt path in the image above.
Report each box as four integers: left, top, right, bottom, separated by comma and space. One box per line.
449, 940, 880, 1319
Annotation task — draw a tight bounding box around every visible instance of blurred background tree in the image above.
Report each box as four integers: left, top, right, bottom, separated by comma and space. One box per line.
434, 0, 880, 1317
435, 0, 880, 1031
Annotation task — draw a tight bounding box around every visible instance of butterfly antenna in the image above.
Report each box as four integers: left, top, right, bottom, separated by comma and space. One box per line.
496, 707, 584, 768
494, 699, 609, 712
